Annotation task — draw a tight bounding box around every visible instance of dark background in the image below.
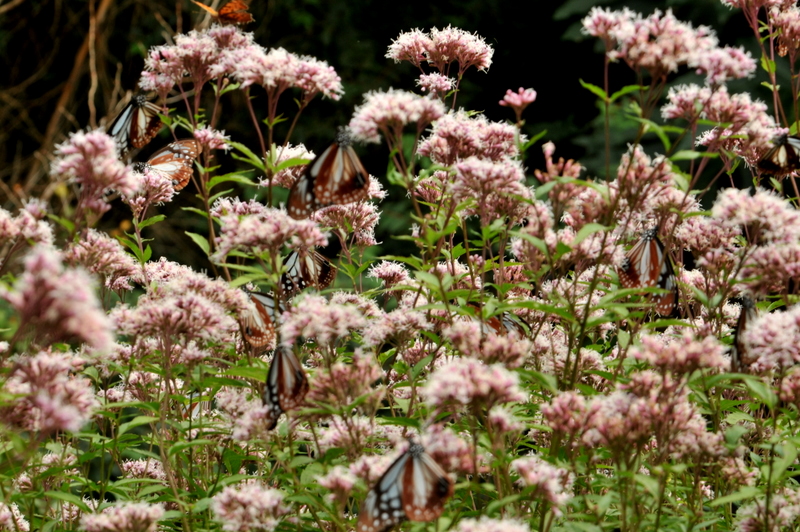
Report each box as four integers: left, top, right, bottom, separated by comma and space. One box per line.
0, 0, 765, 267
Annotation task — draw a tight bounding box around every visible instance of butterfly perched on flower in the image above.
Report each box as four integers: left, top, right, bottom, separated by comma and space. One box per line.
358, 440, 453, 532
617, 227, 678, 316
281, 249, 336, 297
107, 94, 163, 156
192, 0, 254, 24
133, 139, 201, 191
287, 130, 371, 219
757, 134, 800, 176
240, 291, 283, 350
730, 296, 758, 373
263, 346, 308, 429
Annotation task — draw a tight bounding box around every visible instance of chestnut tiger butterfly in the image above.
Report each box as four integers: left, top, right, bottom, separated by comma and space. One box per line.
757, 134, 800, 176
192, 0, 254, 24
730, 296, 758, 373
107, 94, 163, 156
287, 130, 371, 219
358, 440, 454, 532
240, 291, 282, 350
617, 227, 678, 317
263, 346, 308, 429
281, 249, 336, 297
133, 139, 201, 191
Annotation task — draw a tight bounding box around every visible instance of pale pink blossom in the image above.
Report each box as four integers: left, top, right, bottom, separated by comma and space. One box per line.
64, 229, 138, 291
632, 332, 728, 373
427, 25, 494, 73
512, 456, 574, 515
349, 89, 445, 144
417, 73, 454, 97
124, 165, 176, 218
452, 157, 530, 223
212, 205, 327, 261
367, 260, 411, 289
79, 501, 164, 532
453, 517, 530, 532
211, 484, 289, 532
280, 294, 367, 347
263, 143, 315, 188
499, 87, 537, 122
194, 125, 231, 151
423, 357, 525, 410
386, 28, 432, 67
1, 246, 114, 350
52, 130, 138, 216
418, 110, 520, 165
0, 503, 29, 532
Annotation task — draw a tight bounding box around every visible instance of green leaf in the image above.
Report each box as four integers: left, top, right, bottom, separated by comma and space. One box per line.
208, 172, 256, 190
224, 367, 267, 381
579, 79, 608, 101
44, 491, 90, 511
185, 232, 210, 256
609, 84, 645, 103
572, 223, 607, 247
118, 416, 159, 436
709, 486, 761, 507
137, 214, 166, 230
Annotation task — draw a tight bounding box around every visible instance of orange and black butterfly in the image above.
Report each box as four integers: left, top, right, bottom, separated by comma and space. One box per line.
358, 440, 453, 532
192, 0, 254, 24
757, 134, 800, 176
240, 291, 282, 350
281, 249, 335, 297
107, 94, 163, 156
617, 227, 678, 316
133, 139, 200, 191
730, 296, 758, 373
263, 346, 308, 429
287, 130, 371, 219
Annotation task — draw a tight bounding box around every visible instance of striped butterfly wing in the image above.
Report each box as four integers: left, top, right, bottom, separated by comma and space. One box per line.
731, 297, 758, 373
652, 258, 678, 317
358, 443, 453, 532
108, 94, 162, 155
241, 291, 281, 350
263, 346, 308, 429
281, 249, 335, 297
287, 133, 370, 219
143, 139, 201, 191
757, 134, 800, 176
192, 0, 254, 24
618, 228, 662, 289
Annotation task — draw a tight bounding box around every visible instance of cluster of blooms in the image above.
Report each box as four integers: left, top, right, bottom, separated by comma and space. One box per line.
79, 502, 164, 532
210, 483, 289, 532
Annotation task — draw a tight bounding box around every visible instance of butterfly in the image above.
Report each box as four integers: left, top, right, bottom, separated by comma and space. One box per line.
133, 139, 201, 191
757, 134, 800, 176
358, 440, 454, 532
240, 291, 283, 350
263, 346, 309, 429
107, 94, 163, 156
281, 249, 336, 297
192, 0, 254, 24
287, 131, 371, 219
617, 227, 678, 316
730, 296, 758, 373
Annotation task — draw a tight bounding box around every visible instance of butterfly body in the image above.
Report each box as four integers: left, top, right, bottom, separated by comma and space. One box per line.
288, 134, 370, 219
263, 346, 308, 429
134, 139, 200, 191
731, 297, 757, 373
617, 228, 678, 316
192, 0, 254, 24
758, 134, 800, 176
107, 94, 162, 156
358, 441, 453, 532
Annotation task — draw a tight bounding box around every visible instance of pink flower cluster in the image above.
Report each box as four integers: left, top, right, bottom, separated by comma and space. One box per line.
499, 87, 537, 122
631, 332, 728, 373
211, 201, 327, 261
0, 503, 29, 532
264, 143, 315, 188
64, 229, 139, 291
210, 484, 289, 532
349, 89, 445, 144
511, 456, 574, 516
79, 501, 164, 532
583, 7, 755, 84
0, 201, 53, 248
1, 246, 114, 350
52, 130, 138, 216
453, 517, 530, 532
123, 165, 176, 219
280, 294, 367, 347
417, 110, 519, 166
387, 26, 494, 74
423, 357, 525, 410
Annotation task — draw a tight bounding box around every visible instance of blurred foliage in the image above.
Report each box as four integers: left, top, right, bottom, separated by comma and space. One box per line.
0, 0, 774, 269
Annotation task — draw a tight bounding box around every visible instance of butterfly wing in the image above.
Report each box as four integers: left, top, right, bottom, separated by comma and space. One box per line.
241, 291, 280, 350
358, 443, 453, 532
758, 135, 800, 176
146, 139, 200, 191
652, 259, 678, 317
401, 447, 453, 522
192, 0, 219, 16
287, 137, 370, 219
281, 249, 335, 297
108, 94, 162, 155
217, 0, 254, 23
263, 346, 308, 429
618, 228, 661, 289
